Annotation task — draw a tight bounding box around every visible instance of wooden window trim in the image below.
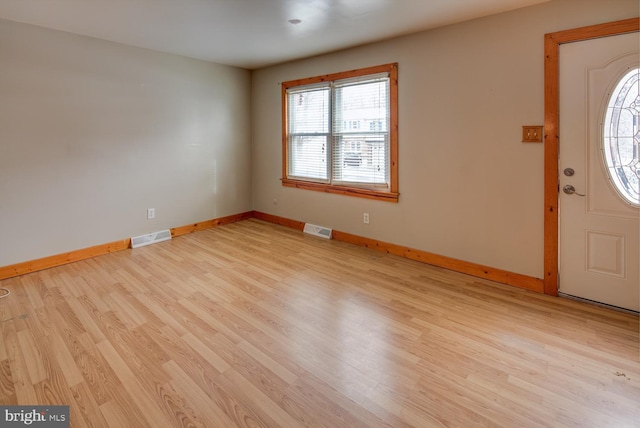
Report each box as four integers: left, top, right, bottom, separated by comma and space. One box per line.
281, 63, 399, 203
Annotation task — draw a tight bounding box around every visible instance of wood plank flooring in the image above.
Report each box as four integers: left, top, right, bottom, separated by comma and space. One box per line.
0, 219, 638, 427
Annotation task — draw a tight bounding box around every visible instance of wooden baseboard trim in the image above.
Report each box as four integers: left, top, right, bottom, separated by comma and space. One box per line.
0, 211, 255, 281
1, 210, 544, 293
254, 211, 544, 293
171, 211, 254, 237
252, 211, 306, 231
0, 239, 131, 281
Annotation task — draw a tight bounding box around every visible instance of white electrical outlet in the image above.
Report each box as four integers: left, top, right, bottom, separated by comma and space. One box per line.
147, 208, 155, 219
363, 213, 369, 224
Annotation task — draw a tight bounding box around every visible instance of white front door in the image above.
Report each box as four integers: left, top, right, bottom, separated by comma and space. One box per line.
559, 32, 639, 312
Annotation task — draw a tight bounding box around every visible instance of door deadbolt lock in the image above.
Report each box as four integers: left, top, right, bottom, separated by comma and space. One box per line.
563, 168, 575, 177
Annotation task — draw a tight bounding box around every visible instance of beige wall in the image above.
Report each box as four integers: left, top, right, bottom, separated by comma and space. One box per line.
0, 19, 252, 266
1, 0, 637, 274
251, 0, 639, 279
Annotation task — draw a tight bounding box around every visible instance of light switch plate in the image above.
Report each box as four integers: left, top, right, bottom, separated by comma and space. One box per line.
522, 126, 543, 143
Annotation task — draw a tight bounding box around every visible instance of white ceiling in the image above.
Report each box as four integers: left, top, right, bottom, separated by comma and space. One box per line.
0, 0, 549, 69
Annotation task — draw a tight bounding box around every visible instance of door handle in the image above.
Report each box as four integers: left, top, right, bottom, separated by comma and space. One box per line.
563, 184, 585, 197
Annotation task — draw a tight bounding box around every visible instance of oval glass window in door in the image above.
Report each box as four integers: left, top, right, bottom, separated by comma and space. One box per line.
603, 67, 640, 206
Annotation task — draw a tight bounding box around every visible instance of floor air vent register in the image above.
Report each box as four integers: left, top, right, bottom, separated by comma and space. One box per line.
303, 223, 332, 239
130, 230, 172, 248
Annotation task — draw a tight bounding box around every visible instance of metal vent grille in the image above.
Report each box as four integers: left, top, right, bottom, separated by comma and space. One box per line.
303, 223, 332, 239
131, 230, 172, 248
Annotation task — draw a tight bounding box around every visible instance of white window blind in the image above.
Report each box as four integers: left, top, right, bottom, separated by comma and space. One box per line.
332, 74, 389, 186
287, 85, 330, 181
286, 73, 390, 188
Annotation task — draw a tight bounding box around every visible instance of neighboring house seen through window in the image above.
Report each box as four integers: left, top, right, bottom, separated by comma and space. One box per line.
281, 63, 398, 202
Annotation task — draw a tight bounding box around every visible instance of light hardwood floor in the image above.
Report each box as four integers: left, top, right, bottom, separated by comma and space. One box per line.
0, 219, 638, 427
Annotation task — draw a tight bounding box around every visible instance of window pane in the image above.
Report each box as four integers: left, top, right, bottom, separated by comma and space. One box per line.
332, 77, 389, 186
332, 134, 388, 184
288, 135, 329, 181
333, 78, 388, 134
603, 67, 640, 206
288, 87, 329, 134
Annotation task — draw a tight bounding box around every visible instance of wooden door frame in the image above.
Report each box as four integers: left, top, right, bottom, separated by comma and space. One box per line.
543, 18, 640, 295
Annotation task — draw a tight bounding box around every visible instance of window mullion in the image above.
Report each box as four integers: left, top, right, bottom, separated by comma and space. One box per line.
328, 82, 335, 185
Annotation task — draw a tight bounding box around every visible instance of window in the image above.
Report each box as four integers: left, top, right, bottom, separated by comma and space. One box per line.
603, 67, 640, 206
281, 63, 398, 202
